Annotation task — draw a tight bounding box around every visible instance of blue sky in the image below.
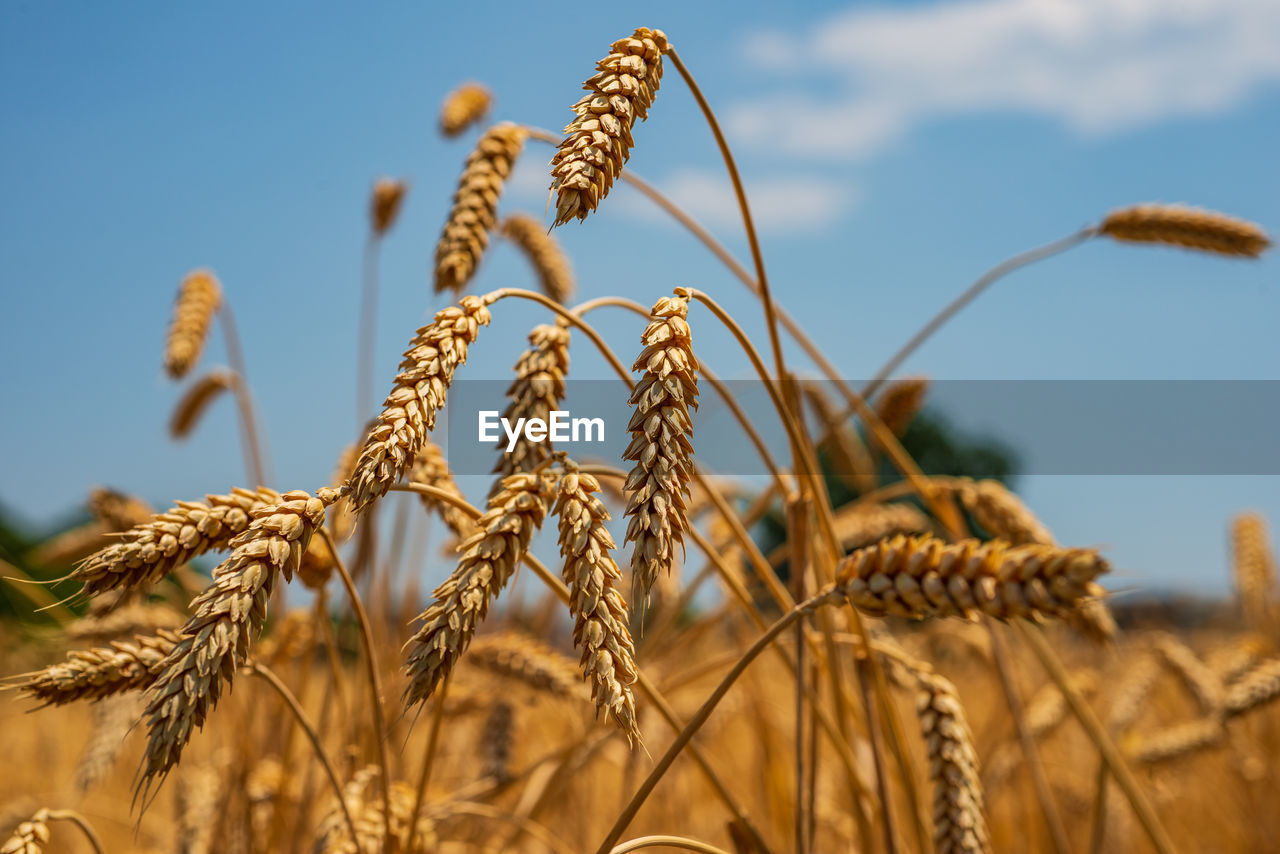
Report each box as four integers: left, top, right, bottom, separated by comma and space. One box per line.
2, 0, 1277, 594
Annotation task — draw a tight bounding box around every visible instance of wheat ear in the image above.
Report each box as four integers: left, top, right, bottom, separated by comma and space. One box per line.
1107, 654, 1161, 733
554, 462, 641, 743
169, 369, 235, 439
624, 293, 698, 603
407, 440, 476, 540
1152, 633, 1224, 717
1224, 657, 1280, 716
913, 668, 991, 854
875, 376, 929, 437
1099, 203, 1271, 257
72, 487, 281, 597
74, 693, 142, 791
439, 82, 491, 137
481, 699, 516, 783
65, 601, 183, 643
500, 214, 575, 303
550, 28, 670, 226
165, 270, 222, 379
13, 630, 179, 707
88, 487, 154, 530
0, 811, 49, 854
370, 177, 407, 237
491, 322, 571, 493
433, 123, 526, 295
832, 501, 932, 552
402, 471, 554, 708
138, 489, 338, 795
836, 534, 1109, 622
466, 633, 583, 698
1129, 717, 1224, 765
1231, 512, 1276, 630
347, 295, 491, 513
317, 767, 438, 853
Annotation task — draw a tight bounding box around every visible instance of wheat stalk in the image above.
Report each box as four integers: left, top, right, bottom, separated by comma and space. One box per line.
433, 123, 526, 295
13, 630, 180, 706
1099, 203, 1271, 257
500, 214, 575, 304
370, 177, 407, 237
165, 270, 222, 379
836, 534, 1109, 622
439, 82, 491, 137
466, 632, 582, 698
347, 296, 491, 514
138, 489, 337, 795
554, 462, 641, 743
624, 293, 698, 603
875, 376, 929, 437
170, 369, 235, 439
72, 487, 281, 597
550, 28, 670, 226
491, 322, 571, 493
402, 471, 555, 708
1231, 512, 1276, 630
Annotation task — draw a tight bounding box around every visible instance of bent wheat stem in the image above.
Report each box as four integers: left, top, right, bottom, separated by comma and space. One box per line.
610, 837, 732, 854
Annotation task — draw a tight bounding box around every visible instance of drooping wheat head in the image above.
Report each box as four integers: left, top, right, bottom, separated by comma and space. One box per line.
170, 369, 235, 439
165, 270, 222, 379
1152, 633, 1225, 717
408, 440, 477, 541
73, 487, 282, 597
832, 501, 932, 552
549, 28, 670, 226
433, 123, 527, 294
65, 601, 183, 643
88, 487, 154, 531
402, 471, 555, 708
624, 293, 698, 603
1107, 653, 1162, 733
466, 632, 583, 699
554, 462, 641, 743
875, 376, 929, 437
347, 295, 492, 514
499, 214, 575, 304
491, 322, 571, 493
75, 693, 143, 791
439, 82, 491, 137
1099, 204, 1271, 258
950, 478, 1054, 547
1224, 657, 1280, 717
835, 534, 1110, 623
138, 489, 336, 795
14, 630, 180, 707
0, 810, 50, 854
370, 177, 407, 237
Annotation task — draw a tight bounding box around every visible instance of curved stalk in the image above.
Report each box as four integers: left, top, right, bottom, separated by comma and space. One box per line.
611, 836, 732, 854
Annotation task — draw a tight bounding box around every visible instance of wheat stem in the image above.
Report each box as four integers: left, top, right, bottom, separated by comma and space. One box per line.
318, 527, 392, 853
357, 233, 379, 431
217, 301, 269, 487
247, 662, 358, 847
610, 837, 731, 854
1019, 622, 1178, 854
42, 810, 106, 854
405, 676, 450, 852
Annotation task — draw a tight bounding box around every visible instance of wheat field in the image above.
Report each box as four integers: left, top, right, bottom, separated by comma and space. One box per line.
2, 25, 1278, 854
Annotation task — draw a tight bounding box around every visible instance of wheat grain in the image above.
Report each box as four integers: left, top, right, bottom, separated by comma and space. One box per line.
370, 177, 407, 237
165, 270, 222, 379
14, 630, 180, 706
440, 82, 491, 137
915, 669, 991, 854
433, 123, 526, 294
491, 322, 571, 494
403, 471, 554, 708
1231, 512, 1276, 630
550, 28, 670, 226
1099, 204, 1271, 258
624, 293, 698, 603
554, 462, 641, 743
832, 502, 932, 552
466, 632, 582, 698
347, 296, 491, 514
1153, 633, 1224, 716
500, 214, 575, 304
0, 811, 49, 854
139, 489, 336, 794
72, 486, 281, 597
836, 534, 1109, 623
1224, 657, 1280, 716
170, 370, 235, 439
875, 376, 929, 437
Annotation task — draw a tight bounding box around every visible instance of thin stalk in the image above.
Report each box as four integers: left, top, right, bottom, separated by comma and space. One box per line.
986, 621, 1071, 854
217, 301, 268, 486
248, 662, 359, 847
320, 527, 393, 852
610, 837, 732, 854
855, 657, 898, 854
787, 496, 810, 854
1020, 622, 1178, 854
1088, 758, 1110, 854
595, 588, 846, 854
484, 287, 634, 387
42, 811, 106, 854
357, 233, 380, 431
406, 676, 450, 850
863, 228, 1095, 399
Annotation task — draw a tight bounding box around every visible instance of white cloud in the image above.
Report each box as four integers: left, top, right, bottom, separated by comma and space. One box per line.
730, 0, 1280, 159
614, 168, 858, 235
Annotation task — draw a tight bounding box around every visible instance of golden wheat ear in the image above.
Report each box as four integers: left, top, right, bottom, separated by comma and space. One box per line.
499, 214, 575, 303
164, 270, 221, 379
439, 81, 491, 138
369, 177, 407, 237
490, 322, 572, 496
623, 293, 698, 606
433, 123, 526, 295
1099, 203, 1271, 257
550, 28, 670, 226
